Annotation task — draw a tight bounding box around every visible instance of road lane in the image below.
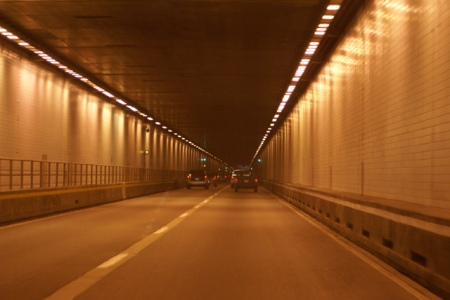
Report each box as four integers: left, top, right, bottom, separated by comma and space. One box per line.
74, 186, 426, 300
0, 185, 224, 300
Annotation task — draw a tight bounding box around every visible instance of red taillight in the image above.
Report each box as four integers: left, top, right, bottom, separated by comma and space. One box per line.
187, 175, 190, 179
205, 176, 207, 179
235, 178, 237, 182
255, 179, 258, 183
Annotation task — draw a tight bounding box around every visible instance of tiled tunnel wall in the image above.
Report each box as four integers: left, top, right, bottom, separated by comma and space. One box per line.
258, 0, 450, 210
0, 37, 223, 175
257, 0, 450, 297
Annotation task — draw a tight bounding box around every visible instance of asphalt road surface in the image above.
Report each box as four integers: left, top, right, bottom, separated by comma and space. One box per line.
0, 183, 438, 300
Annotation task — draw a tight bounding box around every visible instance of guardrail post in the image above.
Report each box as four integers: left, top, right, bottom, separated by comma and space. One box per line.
20, 160, 24, 189
48, 162, 51, 187
56, 163, 59, 187
9, 160, 13, 190
30, 161, 34, 188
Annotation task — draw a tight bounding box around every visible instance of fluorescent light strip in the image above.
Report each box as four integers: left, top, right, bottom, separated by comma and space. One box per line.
126, 105, 138, 112
256, 2, 342, 160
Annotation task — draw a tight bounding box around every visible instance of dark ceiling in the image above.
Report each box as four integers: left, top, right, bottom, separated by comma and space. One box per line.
0, 0, 349, 167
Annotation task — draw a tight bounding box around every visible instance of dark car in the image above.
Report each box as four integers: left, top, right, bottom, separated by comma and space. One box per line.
207, 173, 217, 187
230, 169, 246, 188
216, 173, 228, 182
234, 170, 258, 192
187, 170, 209, 189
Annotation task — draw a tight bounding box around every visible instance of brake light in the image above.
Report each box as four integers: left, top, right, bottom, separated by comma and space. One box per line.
205, 176, 207, 179
255, 179, 258, 183
187, 175, 190, 179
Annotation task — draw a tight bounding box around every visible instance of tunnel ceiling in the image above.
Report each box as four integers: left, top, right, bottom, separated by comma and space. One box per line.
0, 0, 338, 167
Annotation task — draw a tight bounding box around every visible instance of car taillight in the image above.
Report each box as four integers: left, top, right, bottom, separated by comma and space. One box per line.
255, 179, 258, 183
187, 175, 190, 179
205, 176, 207, 179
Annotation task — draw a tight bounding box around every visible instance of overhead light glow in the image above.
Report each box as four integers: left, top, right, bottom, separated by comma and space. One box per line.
19, 42, 29, 46
292, 77, 300, 82
315, 31, 326, 35
274, 115, 279, 118
102, 91, 114, 98
7, 35, 19, 39
126, 105, 138, 112
162, 126, 167, 129
287, 85, 295, 92
147, 117, 153, 121
117, 99, 127, 105
327, 5, 340, 10
323, 15, 334, 20
2, 32, 12, 36
155, 122, 161, 125
282, 95, 290, 103
319, 24, 329, 28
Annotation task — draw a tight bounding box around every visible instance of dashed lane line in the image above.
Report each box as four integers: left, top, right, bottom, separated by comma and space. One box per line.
43, 186, 228, 300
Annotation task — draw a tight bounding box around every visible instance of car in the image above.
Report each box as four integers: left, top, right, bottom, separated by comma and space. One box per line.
230, 169, 245, 188
234, 170, 258, 192
230, 171, 237, 188
216, 173, 228, 182
207, 173, 217, 187
186, 170, 209, 189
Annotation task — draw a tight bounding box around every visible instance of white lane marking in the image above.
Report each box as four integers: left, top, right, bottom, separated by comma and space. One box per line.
271, 191, 438, 300
98, 253, 128, 269
154, 226, 168, 234
44, 185, 230, 300
180, 213, 189, 218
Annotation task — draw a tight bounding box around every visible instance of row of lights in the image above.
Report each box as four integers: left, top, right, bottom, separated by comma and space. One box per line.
0, 23, 227, 167
250, 3, 341, 166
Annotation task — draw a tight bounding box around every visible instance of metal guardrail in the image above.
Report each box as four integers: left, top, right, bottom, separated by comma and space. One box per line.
0, 158, 186, 191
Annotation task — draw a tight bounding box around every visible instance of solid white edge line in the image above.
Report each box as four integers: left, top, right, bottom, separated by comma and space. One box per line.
270, 191, 437, 300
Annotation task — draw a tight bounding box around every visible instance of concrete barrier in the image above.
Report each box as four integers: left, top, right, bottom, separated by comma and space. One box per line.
261, 180, 450, 299
0, 180, 185, 224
